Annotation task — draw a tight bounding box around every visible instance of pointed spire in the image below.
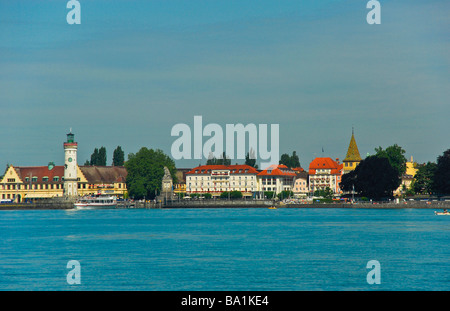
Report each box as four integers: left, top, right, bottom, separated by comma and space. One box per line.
344, 129, 361, 162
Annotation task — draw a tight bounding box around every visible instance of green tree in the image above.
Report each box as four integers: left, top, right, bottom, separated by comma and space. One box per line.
433, 149, 450, 195
89, 146, 107, 166
98, 146, 107, 166
313, 187, 333, 199
413, 162, 437, 194
245, 151, 258, 169
230, 191, 243, 199
125, 147, 177, 200
340, 170, 357, 193
90, 148, 99, 165
206, 152, 231, 165
277, 190, 294, 200
112, 146, 125, 166
350, 155, 400, 200
375, 144, 407, 177
279, 151, 301, 168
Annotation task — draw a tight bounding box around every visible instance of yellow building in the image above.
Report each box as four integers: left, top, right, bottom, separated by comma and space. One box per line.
0, 131, 128, 202
0, 164, 65, 202
0, 164, 128, 202
394, 156, 418, 197
342, 129, 362, 174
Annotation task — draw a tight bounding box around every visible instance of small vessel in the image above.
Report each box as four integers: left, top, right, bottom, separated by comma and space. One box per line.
74, 194, 117, 209
268, 206, 277, 209
435, 210, 450, 216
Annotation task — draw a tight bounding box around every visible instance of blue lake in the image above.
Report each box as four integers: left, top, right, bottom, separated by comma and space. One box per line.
0, 208, 449, 290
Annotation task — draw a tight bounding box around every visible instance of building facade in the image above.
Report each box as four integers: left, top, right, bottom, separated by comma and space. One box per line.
257, 164, 297, 194
292, 170, 309, 197
186, 165, 259, 196
308, 157, 343, 194
0, 131, 127, 202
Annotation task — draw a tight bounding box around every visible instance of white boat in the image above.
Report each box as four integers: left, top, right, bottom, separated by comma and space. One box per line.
435, 210, 450, 216
74, 195, 117, 209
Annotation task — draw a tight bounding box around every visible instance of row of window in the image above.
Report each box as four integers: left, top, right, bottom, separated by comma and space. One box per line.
1, 183, 124, 190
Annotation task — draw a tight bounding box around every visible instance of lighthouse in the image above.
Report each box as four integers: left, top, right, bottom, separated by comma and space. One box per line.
64, 130, 78, 197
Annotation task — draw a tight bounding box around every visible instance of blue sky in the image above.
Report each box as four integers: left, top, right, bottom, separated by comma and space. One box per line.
0, 0, 449, 170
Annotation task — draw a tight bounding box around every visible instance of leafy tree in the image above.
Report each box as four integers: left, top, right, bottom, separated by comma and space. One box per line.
89, 146, 107, 166
112, 146, 125, 166
98, 147, 107, 166
412, 162, 437, 194
350, 155, 400, 200
433, 149, 450, 195
313, 187, 333, 199
375, 144, 407, 177
230, 191, 243, 199
340, 170, 357, 193
245, 151, 258, 169
83, 160, 90, 166
264, 191, 275, 199
277, 190, 294, 200
90, 148, 99, 166
220, 191, 229, 199
125, 147, 177, 200
206, 152, 231, 165
204, 193, 212, 199
279, 151, 301, 168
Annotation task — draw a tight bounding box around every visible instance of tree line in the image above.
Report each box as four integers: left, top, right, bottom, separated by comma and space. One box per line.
340, 145, 450, 199
84, 146, 125, 166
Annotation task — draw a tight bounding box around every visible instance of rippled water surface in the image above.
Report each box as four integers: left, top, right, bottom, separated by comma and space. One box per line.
0, 208, 449, 290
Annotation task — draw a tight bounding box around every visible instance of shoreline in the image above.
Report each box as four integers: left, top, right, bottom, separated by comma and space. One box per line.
1, 201, 449, 210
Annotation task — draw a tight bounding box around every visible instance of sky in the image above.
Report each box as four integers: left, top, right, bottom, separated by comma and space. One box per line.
0, 0, 449, 171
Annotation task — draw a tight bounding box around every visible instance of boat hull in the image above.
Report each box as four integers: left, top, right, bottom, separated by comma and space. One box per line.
435, 211, 450, 215
75, 203, 117, 210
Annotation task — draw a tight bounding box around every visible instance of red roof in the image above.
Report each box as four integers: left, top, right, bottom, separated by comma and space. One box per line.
186, 164, 259, 175
14, 166, 65, 183
308, 157, 343, 175
257, 164, 297, 177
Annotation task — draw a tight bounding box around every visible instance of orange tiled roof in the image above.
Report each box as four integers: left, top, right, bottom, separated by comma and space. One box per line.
308, 157, 343, 175
257, 164, 297, 177
186, 164, 259, 175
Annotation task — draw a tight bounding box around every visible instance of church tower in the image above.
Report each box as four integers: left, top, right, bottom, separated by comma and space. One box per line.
343, 128, 362, 174
64, 130, 78, 197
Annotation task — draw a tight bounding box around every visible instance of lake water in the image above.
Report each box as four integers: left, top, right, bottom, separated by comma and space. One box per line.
0, 208, 449, 291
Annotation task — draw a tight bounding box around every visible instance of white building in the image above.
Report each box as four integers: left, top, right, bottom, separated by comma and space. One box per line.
257, 164, 297, 194
186, 165, 259, 196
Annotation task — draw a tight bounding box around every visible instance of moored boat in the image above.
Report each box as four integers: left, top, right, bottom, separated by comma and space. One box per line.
74, 194, 117, 209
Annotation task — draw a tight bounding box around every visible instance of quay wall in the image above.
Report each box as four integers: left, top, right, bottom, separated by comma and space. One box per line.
1, 199, 449, 210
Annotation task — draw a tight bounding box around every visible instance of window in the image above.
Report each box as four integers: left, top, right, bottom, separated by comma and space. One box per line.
32, 177, 38, 182
43, 177, 49, 182
7, 178, 15, 182
53, 177, 59, 182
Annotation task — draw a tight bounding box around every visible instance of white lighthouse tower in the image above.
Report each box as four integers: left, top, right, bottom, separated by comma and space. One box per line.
64, 130, 78, 197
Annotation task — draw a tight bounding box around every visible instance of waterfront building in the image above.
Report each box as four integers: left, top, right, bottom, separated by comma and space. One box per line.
0, 164, 65, 202
394, 156, 419, 196
174, 168, 191, 195
292, 169, 309, 197
186, 164, 259, 197
257, 164, 297, 194
0, 131, 127, 202
308, 157, 343, 194
77, 165, 127, 198
342, 129, 362, 174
